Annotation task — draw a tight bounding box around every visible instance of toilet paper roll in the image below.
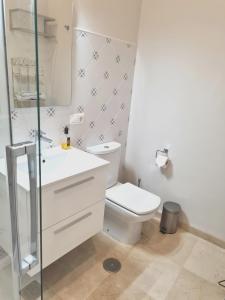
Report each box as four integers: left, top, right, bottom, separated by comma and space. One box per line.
156, 153, 169, 169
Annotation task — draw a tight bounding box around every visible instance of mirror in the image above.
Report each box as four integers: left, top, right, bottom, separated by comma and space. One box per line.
4, 0, 73, 108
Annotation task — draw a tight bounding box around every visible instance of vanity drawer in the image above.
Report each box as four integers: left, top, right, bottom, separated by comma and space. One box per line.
42, 169, 106, 229
42, 201, 104, 268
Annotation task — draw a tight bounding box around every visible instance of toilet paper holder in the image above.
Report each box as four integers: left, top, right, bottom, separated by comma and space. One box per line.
155, 148, 169, 158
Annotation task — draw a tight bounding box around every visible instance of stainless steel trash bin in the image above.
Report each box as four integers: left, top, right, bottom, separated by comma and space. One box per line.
160, 202, 181, 234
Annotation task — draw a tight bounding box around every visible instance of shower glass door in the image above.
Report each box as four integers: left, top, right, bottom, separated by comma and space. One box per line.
0, 0, 42, 299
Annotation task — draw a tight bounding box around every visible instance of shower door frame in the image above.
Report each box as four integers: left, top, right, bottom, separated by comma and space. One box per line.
1, 0, 43, 298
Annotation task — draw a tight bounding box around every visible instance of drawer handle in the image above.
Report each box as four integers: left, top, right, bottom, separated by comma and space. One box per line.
54, 176, 95, 194
54, 212, 92, 234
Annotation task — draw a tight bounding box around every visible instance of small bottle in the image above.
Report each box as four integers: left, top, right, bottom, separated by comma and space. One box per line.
67, 137, 71, 147
61, 126, 71, 149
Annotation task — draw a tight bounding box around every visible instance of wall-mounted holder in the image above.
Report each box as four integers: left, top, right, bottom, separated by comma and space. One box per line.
155, 147, 170, 169
155, 148, 169, 158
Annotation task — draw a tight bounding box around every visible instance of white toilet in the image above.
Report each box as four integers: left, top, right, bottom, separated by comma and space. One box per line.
86, 142, 161, 245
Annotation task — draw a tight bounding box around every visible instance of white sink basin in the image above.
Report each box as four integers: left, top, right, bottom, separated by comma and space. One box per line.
0, 146, 109, 191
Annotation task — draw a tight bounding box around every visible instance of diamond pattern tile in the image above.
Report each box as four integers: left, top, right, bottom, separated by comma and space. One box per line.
121, 103, 125, 110
11, 29, 137, 169
76, 138, 83, 147
93, 50, 100, 60
113, 88, 118, 96
89, 121, 95, 129
115, 55, 121, 64
106, 38, 112, 44
104, 71, 110, 80
29, 129, 36, 138
111, 118, 116, 126
77, 105, 84, 113
99, 134, 104, 142
11, 110, 18, 121
78, 69, 86, 78
123, 73, 128, 80
47, 107, 56, 117
91, 88, 97, 97
101, 104, 107, 112
80, 31, 87, 38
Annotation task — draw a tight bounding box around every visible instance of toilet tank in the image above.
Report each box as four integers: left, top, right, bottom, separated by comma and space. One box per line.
86, 142, 121, 188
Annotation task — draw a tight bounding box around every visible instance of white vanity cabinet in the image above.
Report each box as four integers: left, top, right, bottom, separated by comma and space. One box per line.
41, 167, 107, 268
0, 147, 109, 271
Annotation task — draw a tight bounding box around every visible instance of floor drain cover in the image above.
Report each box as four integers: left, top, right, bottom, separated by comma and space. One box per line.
103, 258, 121, 273
218, 280, 225, 288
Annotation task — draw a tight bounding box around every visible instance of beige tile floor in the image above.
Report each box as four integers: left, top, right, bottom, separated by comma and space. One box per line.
42, 219, 225, 300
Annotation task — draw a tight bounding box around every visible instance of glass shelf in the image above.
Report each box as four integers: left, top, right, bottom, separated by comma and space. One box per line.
10, 8, 56, 39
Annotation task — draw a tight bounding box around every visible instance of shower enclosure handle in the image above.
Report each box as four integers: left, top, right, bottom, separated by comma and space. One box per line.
6, 142, 39, 275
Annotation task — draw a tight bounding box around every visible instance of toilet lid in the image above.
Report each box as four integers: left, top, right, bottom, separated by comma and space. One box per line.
106, 183, 161, 215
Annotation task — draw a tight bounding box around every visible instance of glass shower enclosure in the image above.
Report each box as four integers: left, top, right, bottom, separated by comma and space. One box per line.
0, 0, 42, 299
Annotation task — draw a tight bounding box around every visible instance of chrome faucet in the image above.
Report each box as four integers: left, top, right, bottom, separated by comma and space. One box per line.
34, 130, 53, 145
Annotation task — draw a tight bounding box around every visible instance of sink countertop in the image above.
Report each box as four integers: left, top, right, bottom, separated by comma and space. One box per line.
0, 146, 109, 191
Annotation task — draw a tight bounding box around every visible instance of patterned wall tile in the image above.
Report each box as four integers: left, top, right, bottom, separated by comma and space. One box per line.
77, 105, 84, 113
11, 29, 137, 169
46, 107, 56, 117
11, 110, 18, 121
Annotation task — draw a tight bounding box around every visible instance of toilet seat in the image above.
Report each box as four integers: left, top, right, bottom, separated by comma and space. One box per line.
106, 183, 161, 216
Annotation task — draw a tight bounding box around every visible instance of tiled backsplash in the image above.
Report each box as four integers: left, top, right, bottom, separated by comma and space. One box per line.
11, 29, 136, 164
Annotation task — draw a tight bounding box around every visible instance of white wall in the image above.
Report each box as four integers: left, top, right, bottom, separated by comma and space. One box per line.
73, 0, 142, 43
125, 0, 225, 241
